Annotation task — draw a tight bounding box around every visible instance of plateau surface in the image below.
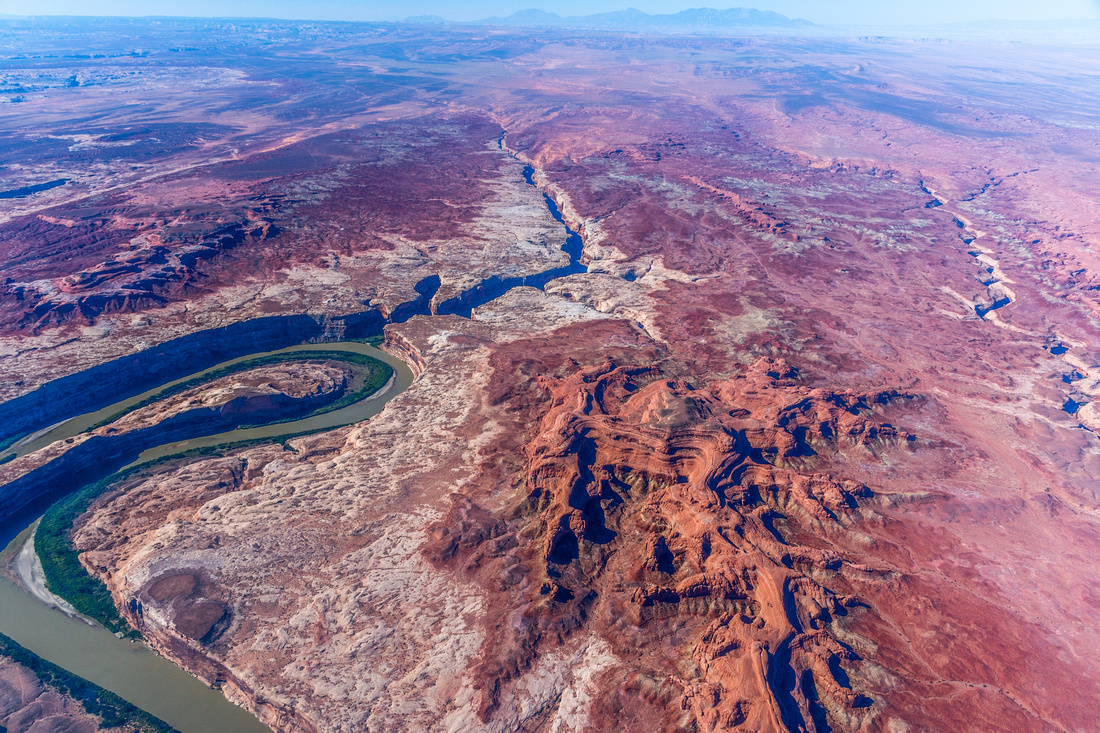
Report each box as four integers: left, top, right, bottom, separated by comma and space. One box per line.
1, 16, 1099, 733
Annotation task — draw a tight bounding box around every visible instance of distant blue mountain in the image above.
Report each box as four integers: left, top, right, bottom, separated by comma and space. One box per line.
471, 7, 812, 30
492, 9, 565, 24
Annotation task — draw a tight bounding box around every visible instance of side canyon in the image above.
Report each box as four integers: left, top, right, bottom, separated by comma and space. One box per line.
1, 17, 1099, 733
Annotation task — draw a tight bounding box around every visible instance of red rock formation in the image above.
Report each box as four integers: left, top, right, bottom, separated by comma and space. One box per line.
425, 356, 919, 730
4, 21, 1100, 733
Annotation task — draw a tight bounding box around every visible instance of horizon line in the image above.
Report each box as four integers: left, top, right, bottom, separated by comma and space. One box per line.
1, 11, 1098, 26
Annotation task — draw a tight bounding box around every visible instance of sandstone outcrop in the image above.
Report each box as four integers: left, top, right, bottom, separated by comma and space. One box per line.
2, 19, 1100, 733
425, 357, 911, 730
0, 360, 353, 520
105, 361, 351, 432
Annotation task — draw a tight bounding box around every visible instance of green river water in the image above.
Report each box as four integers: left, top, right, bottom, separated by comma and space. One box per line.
0, 341, 414, 732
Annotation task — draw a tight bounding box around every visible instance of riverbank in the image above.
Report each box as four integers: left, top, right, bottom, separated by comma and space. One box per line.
13, 520, 88, 623
88, 349, 391, 436
0, 341, 414, 733
0, 343, 405, 523
0, 631, 175, 732
0, 561, 271, 732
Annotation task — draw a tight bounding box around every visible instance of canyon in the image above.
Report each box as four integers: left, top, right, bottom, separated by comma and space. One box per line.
1, 15, 1099, 733
0, 350, 388, 523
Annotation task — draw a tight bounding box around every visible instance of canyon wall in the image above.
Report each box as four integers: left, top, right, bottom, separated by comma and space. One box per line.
0, 310, 381, 445
2, 21, 1100, 733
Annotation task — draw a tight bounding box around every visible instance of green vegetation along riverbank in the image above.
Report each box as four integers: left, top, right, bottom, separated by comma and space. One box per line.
35, 465, 146, 635
0, 631, 177, 732
34, 346, 403, 635
35, 428, 353, 635
92, 350, 393, 431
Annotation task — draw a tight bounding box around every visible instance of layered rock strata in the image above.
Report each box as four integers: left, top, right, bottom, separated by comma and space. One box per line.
2, 22, 1100, 733
0, 361, 352, 519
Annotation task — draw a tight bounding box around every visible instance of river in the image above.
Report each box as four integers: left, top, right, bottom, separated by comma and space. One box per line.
0, 341, 414, 733
0, 148, 584, 732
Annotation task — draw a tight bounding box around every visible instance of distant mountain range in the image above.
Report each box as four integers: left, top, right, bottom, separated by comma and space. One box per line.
407, 7, 812, 31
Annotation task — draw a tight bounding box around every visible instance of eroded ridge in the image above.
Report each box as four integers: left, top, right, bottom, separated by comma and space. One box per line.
427, 357, 917, 731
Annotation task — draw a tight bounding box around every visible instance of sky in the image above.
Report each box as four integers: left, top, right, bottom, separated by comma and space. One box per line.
2, 0, 1099, 26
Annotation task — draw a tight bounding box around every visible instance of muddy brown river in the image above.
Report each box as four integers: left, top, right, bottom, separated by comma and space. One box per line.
0, 342, 413, 732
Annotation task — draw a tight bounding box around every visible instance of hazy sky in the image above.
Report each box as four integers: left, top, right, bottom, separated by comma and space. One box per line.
2, 0, 1099, 25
